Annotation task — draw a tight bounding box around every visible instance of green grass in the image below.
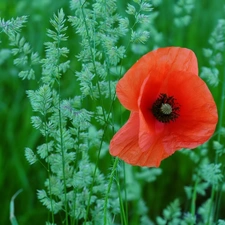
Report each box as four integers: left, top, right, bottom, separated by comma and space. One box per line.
0, 0, 225, 224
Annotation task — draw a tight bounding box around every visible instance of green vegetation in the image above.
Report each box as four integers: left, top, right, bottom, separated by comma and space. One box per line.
0, 0, 225, 224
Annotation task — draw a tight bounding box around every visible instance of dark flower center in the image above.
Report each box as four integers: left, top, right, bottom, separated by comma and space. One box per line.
151, 93, 180, 123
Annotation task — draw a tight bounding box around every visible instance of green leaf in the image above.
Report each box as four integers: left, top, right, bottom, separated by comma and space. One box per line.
10, 189, 23, 225
25, 148, 37, 165
126, 4, 136, 15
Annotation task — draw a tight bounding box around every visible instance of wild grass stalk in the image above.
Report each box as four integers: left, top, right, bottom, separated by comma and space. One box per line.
1, 1, 225, 225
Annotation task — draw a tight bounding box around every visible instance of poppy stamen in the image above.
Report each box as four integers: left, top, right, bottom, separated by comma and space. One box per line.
151, 93, 180, 123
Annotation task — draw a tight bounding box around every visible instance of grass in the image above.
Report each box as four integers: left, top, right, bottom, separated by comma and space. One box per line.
0, 0, 225, 224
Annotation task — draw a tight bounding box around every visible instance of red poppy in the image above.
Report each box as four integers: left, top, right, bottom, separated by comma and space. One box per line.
110, 47, 218, 167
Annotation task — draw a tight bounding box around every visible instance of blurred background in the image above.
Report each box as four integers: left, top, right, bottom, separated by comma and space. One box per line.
0, 0, 224, 224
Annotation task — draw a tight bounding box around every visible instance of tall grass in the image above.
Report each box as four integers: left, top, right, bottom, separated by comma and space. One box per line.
0, 0, 225, 224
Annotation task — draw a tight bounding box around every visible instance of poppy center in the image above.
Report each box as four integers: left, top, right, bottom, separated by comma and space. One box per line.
160, 103, 172, 114
151, 93, 180, 123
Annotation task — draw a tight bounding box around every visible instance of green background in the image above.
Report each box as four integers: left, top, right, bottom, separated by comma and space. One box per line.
0, 0, 224, 224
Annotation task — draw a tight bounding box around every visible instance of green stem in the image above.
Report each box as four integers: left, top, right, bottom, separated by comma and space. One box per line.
45, 118, 54, 223
71, 128, 80, 225
79, 0, 106, 122
56, 23, 68, 224
58, 84, 69, 225
214, 67, 225, 221
78, 1, 116, 224
83, 69, 118, 223
83, 89, 115, 224
215, 68, 225, 163
122, 162, 128, 224
116, 165, 128, 225
103, 158, 119, 225
206, 189, 215, 225
190, 176, 199, 223
207, 68, 225, 225
84, 110, 112, 224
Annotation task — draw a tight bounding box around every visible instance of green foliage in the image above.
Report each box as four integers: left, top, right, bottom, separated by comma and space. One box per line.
1, 0, 225, 225
1, 6, 122, 224
25, 8, 121, 224
198, 199, 212, 225
0, 16, 28, 34
218, 220, 225, 225
126, 0, 155, 54
25, 147, 37, 165
201, 19, 225, 86
199, 163, 223, 186
0, 16, 40, 80
0, 49, 11, 64
69, 0, 128, 100
173, 0, 194, 27
156, 199, 181, 225
213, 141, 225, 156
10, 189, 23, 225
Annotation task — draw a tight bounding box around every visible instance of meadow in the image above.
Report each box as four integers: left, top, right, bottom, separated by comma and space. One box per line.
0, 0, 225, 224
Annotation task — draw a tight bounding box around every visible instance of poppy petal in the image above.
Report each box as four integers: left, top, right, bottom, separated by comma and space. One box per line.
109, 112, 170, 167
161, 70, 218, 150
138, 72, 168, 151
137, 69, 217, 155
116, 47, 198, 111
154, 47, 198, 75
109, 112, 140, 156
137, 69, 217, 154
